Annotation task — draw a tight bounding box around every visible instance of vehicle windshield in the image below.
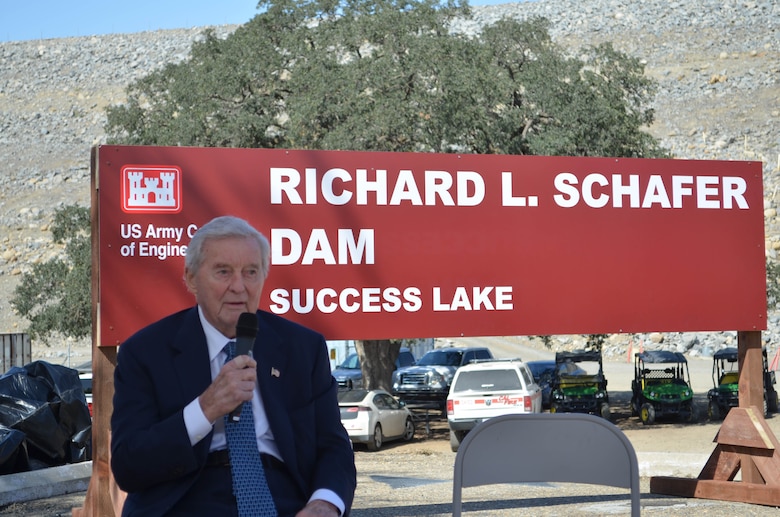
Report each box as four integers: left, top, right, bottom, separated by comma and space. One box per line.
418, 350, 462, 366
337, 353, 360, 369
80, 377, 92, 394
337, 389, 369, 403
558, 360, 599, 376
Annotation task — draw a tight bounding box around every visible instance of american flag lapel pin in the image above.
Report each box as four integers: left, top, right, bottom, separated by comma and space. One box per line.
271, 367, 280, 378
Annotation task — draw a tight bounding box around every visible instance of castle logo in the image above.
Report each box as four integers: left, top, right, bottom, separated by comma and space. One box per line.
121, 165, 182, 213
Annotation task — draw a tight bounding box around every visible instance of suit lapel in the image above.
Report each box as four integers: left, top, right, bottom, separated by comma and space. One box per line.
171, 308, 213, 411
254, 314, 297, 465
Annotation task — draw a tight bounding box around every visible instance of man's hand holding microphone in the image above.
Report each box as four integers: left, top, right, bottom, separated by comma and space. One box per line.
199, 312, 258, 424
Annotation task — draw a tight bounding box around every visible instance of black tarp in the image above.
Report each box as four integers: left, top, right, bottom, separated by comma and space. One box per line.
0, 361, 92, 472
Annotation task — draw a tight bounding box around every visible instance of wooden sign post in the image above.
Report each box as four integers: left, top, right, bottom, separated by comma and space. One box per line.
651, 330, 780, 506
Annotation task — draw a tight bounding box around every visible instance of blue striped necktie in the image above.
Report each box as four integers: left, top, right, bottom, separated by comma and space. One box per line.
223, 341, 278, 517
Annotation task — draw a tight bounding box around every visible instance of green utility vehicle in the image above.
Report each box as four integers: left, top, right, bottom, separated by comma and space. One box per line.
706, 347, 778, 420
549, 349, 611, 420
631, 350, 697, 425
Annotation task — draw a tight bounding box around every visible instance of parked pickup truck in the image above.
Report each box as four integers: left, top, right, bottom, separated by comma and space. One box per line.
391, 346, 493, 415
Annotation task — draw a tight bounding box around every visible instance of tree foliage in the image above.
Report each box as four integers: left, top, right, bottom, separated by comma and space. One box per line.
106, 0, 666, 158
11, 205, 92, 343
768, 258, 780, 310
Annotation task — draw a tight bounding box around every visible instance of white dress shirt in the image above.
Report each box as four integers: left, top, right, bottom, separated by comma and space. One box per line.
183, 306, 280, 458
182, 307, 344, 515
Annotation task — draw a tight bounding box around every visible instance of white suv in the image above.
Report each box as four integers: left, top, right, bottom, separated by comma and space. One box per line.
446, 359, 542, 451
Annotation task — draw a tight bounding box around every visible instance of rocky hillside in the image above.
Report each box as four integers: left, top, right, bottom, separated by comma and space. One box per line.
0, 0, 777, 358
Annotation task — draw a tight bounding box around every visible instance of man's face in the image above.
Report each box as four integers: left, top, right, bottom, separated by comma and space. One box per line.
185, 236, 265, 337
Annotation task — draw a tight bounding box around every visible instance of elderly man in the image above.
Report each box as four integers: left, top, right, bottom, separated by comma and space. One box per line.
111, 215, 356, 516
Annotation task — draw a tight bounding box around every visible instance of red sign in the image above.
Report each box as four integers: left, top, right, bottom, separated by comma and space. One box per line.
95, 145, 766, 345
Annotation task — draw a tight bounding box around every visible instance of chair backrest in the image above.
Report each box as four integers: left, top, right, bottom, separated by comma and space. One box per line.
452, 413, 640, 517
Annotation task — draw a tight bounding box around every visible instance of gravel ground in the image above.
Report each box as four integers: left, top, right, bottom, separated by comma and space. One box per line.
5, 337, 780, 516
5, 434, 779, 517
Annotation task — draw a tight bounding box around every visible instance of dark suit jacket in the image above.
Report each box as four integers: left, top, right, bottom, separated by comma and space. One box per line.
110, 307, 356, 516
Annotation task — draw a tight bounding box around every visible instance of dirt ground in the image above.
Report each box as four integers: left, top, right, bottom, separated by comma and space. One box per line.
4, 359, 779, 516
370, 388, 773, 461
6, 335, 780, 516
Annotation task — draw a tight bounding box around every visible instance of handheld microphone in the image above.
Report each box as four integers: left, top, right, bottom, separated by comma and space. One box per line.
229, 312, 258, 423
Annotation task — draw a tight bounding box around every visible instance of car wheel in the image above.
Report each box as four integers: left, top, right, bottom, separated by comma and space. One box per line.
450, 430, 466, 452
550, 403, 559, 414
630, 397, 638, 417
708, 400, 720, 421
687, 402, 699, 423
402, 417, 415, 442
367, 424, 383, 451
640, 403, 655, 425
599, 403, 611, 420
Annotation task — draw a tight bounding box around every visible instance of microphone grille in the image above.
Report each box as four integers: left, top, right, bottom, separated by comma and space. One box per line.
236, 312, 258, 338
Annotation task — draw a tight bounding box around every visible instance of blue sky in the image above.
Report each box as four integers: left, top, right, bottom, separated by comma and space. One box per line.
0, 0, 515, 43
